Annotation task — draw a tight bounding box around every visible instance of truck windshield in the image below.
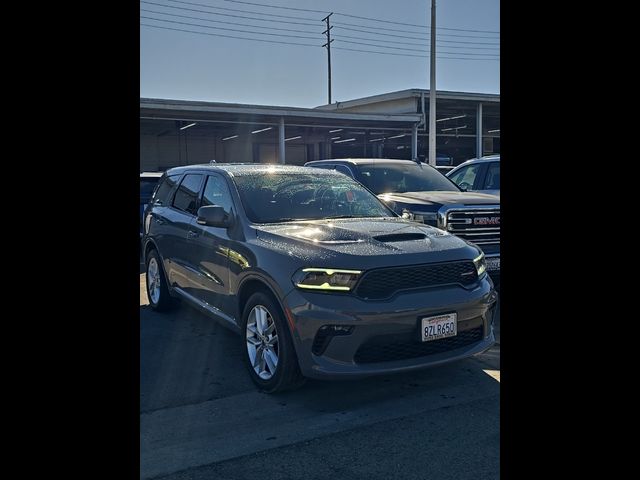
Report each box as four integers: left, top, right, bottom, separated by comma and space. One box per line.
355, 163, 461, 194
232, 172, 395, 223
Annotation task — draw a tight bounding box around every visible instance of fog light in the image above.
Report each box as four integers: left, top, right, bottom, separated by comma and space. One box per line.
312, 325, 354, 355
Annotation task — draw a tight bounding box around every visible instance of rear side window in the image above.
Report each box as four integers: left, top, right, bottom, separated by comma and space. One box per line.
152, 174, 180, 205
449, 164, 482, 190
485, 162, 500, 190
172, 174, 203, 215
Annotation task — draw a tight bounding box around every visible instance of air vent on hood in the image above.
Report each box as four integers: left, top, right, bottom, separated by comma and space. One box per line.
373, 233, 426, 243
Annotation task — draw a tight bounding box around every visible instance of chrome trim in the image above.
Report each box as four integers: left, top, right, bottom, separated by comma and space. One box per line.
172, 286, 240, 333
446, 226, 500, 232
436, 204, 500, 230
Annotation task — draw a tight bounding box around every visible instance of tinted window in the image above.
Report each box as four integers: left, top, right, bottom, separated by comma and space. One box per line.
335, 165, 354, 178
140, 178, 160, 199
356, 163, 459, 194
485, 162, 500, 190
172, 174, 203, 215
202, 174, 234, 213
232, 172, 394, 223
449, 164, 482, 190
152, 174, 180, 205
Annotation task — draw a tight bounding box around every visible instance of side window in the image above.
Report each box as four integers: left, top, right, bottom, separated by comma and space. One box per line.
172, 174, 203, 215
152, 174, 180, 205
334, 165, 354, 178
201, 174, 234, 213
484, 162, 500, 190
449, 164, 481, 190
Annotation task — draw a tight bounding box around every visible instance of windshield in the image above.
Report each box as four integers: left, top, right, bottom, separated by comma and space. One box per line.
232, 172, 395, 223
356, 163, 460, 194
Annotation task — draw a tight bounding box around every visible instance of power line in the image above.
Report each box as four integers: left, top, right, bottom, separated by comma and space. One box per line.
332, 24, 498, 42
332, 46, 498, 61
332, 21, 499, 39
140, 1, 320, 27
140, 8, 322, 34
141, 22, 319, 46
334, 13, 499, 34
219, 0, 328, 14
140, 15, 321, 39
333, 39, 498, 57
217, 0, 500, 34
142, 23, 500, 62
142, 1, 499, 39
162, 0, 318, 21
331, 34, 499, 50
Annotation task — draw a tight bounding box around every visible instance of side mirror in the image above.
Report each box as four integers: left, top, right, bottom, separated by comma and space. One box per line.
458, 182, 471, 192
196, 205, 232, 228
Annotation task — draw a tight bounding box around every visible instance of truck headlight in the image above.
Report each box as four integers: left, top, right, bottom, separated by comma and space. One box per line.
413, 212, 438, 227
293, 268, 362, 291
473, 253, 487, 277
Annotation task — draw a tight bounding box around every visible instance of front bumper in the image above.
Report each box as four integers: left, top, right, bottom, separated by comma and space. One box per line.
283, 277, 497, 380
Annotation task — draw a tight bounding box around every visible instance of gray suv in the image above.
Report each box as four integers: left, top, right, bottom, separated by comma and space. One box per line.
142, 164, 497, 392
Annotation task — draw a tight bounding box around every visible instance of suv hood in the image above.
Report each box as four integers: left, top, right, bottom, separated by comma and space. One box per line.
253, 218, 478, 266
379, 191, 500, 207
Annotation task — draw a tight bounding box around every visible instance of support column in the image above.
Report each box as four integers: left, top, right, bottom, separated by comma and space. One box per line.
476, 102, 483, 159
278, 117, 285, 164
411, 124, 418, 161
364, 131, 369, 157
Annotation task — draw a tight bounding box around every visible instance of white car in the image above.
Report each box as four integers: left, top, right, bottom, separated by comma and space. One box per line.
447, 155, 500, 197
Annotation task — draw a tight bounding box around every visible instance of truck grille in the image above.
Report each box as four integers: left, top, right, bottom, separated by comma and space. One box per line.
355, 261, 478, 300
445, 208, 500, 246
354, 326, 484, 364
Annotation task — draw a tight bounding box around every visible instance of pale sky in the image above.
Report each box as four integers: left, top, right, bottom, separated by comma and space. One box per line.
140, 0, 500, 107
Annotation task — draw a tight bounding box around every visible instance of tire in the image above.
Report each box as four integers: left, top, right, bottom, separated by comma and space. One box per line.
145, 249, 175, 311
241, 291, 305, 393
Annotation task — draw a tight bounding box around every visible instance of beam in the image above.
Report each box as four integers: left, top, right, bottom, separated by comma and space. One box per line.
476, 102, 483, 158
279, 117, 285, 164
411, 124, 418, 160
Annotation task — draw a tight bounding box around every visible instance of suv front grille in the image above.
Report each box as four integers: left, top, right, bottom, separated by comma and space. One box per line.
355, 261, 477, 300
354, 326, 484, 364
445, 208, 500, 246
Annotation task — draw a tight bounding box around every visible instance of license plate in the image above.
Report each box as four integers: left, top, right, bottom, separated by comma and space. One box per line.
486, 256, 500, 271
421, 313, 457, 342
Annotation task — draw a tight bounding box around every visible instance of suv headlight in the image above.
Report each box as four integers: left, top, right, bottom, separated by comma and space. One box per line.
293, 268, 362, 292
473, 253, 487, 277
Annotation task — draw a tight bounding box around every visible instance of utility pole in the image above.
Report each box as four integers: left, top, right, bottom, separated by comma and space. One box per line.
322, 13, 334, 105
428, 0, 436, 166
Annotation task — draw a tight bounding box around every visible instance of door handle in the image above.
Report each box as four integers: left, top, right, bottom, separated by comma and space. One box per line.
187, 230, 199, 239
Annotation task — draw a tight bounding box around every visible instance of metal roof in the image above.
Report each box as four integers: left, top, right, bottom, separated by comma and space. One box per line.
140, 97, 422, 129
315, 89, 500, 111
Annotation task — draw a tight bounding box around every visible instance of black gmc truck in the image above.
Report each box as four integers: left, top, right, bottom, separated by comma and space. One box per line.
306, 158, 501, 278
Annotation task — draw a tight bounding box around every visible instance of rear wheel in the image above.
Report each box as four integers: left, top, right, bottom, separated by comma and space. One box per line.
242, 291, 305, 393
145, 250, 175, 311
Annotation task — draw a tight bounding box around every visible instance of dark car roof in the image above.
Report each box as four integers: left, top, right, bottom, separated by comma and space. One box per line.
165, 163, 346, 177
306, 158, 424, 167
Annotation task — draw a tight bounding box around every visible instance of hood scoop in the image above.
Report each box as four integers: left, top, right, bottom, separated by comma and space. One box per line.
373, 232, 427, 243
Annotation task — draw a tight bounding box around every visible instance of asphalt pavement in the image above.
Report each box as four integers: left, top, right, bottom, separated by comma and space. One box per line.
140, 267, 500, 480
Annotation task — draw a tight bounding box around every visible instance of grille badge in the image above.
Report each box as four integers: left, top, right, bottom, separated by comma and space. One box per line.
473, 217, 500, 225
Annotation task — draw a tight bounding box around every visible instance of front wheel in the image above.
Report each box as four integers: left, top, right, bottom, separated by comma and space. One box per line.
242, 292, 305, 393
